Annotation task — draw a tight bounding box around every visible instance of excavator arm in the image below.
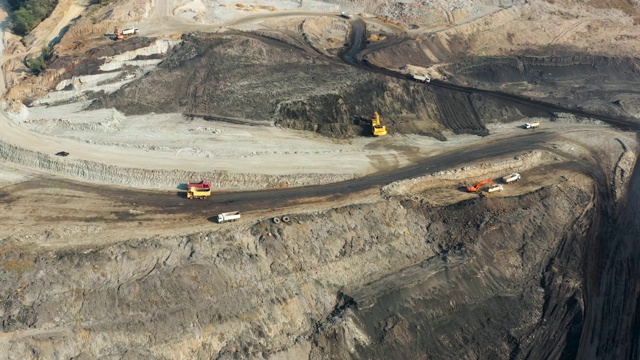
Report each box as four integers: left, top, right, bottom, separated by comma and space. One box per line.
466, 179, 493, 192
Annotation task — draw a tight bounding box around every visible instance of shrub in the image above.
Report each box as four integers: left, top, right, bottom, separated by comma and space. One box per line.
26, 46, 53, 75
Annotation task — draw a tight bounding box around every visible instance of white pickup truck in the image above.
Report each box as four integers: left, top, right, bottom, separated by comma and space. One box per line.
121, 27, 139, 36
503, 173, 521, 183
217, 211, 241, 223
413, 74, 431, 83
487, 184, 504, 193
524, 122, 540, 129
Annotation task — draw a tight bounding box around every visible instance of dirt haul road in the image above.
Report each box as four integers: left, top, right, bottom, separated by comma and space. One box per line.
0, 131, 552, 219
0, 11, 637, 195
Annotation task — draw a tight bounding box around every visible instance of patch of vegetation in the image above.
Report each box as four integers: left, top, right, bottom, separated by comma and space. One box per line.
26, 45, 54, 75
9, 0, 58, 36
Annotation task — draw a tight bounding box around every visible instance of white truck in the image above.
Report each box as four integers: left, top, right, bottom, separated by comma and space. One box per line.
503, 173, 521, 183
217, 211, 241, 223
413, 74, 431, 83
340, 12, 353, 19
524, 122, 540, 129
487, 184, 504, 193
121, 27, 139, 36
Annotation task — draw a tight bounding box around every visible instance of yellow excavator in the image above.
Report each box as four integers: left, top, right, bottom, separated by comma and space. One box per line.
371, 112, 388, 136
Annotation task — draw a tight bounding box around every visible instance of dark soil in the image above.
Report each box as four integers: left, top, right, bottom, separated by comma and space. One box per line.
443, 55, 640, 119
310, 183, 595, 360
87, 32, 554, 139
48, 37, 157, 83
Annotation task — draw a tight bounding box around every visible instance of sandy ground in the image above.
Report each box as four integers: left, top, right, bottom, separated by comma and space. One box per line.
0, 1, 639, 358
6, 97, 618, 184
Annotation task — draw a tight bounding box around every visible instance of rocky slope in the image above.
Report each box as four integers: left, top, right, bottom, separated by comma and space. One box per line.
0, 172, 598, 359
87, 32, 554, 139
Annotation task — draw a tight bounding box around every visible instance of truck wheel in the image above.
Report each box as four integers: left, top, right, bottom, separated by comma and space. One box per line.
273, 217, 280, 224
282, 216, 290, 223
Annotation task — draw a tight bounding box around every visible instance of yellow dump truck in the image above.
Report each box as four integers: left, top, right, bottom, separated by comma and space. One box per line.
371, 112, 388, 136
186, 181, 211, 199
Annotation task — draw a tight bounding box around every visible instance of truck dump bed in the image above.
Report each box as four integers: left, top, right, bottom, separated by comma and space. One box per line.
187, 181, 211, 189
218, 211, 241, 223
186, 180, 211, 199
413, 74, 431, 83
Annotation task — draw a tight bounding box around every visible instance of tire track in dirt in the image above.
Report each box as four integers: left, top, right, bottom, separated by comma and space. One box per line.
0, 131, 552, 221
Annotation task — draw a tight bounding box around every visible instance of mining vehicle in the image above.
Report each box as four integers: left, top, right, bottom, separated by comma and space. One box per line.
466, 179, 493, 192
503, 173, 521, 183
371, 111, 388, 136
217, 211, 241, 223
114, 27, 138, 40
186, 180, 211, 199
413, 74, 431, 83
121, 27, 139, 35
487, 184, 504, 193
525, 122, 540, 129
113, 28, 124, 40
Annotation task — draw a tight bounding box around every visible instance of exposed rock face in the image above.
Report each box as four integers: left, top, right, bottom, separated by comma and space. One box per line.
88, 33, 554, 138
0, 179, 597, 359
311, 183, 594, 359
444, 55, 640, 118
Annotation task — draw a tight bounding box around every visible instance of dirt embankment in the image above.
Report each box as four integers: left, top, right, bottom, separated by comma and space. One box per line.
0, 171, 597, 359
0, 139, 356, 191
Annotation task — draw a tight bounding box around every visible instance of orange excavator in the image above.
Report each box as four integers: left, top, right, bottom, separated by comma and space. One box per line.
114, 27, 124, 41
466, 179, 493, 192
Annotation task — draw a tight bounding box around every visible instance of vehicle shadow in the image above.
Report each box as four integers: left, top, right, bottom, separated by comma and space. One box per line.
354, 117, 377, 137
176, 191, 188, 199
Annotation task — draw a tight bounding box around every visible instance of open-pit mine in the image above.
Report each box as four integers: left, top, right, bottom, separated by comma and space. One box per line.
0, 0, 639, 358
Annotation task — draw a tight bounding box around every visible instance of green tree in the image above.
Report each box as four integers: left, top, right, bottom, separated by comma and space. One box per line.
10, 0, 58, 36
26, 46, 54, 75
12, 8, 36, 35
